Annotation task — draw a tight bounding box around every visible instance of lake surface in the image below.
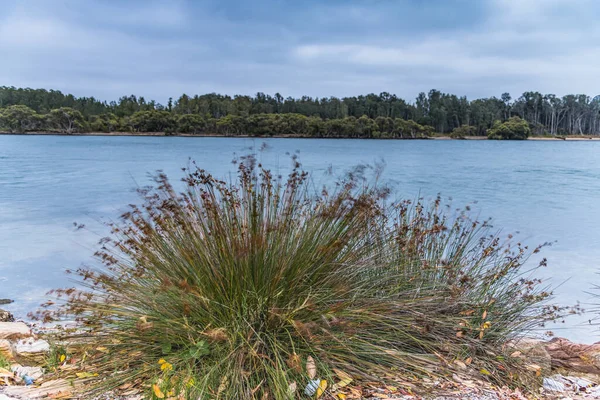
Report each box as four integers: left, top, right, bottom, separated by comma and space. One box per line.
1, 135, 599, 342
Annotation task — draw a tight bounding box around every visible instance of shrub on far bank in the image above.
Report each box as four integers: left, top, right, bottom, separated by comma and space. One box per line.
450, 124, 478, 139
39, 160, 566, 399
487, 116, 531, 140
0, 105, 41, 133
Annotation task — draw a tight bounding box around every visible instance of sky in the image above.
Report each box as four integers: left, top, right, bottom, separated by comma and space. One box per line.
0, 0, 599, 104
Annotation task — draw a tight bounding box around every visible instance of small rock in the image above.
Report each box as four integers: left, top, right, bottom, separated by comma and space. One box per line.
545, 337, 600, 374
508, 337, 552, 374
0, 339, 14, 360
0, 299, 13, 305
0, 322, 31, 340
12, 338, 50, 364
0, 394, 20, 400
0, 309, 14, 323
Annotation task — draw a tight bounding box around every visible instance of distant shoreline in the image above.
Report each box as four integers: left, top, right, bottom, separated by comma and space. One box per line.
1, 131, 600, 141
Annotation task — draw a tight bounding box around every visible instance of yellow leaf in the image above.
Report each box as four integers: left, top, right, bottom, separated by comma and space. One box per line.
332, 369, 352, 381
480, 368, 491, 376
75, 372, 98, 378
331, 368, 352, 389
336, 394, 347, 399
59, 354, 66, 363
167, 389, 175, 397
153, 384, 165, 399
316, 380, 327, 398
306, 356, 317, 379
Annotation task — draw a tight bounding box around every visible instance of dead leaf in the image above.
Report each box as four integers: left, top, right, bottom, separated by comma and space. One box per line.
204, 328, 228, 342
332, 368, 352, 381
217, 375, 229, 394
288, 381, 297, 395
331, 368, 352, 390
286, 353, 302, 373
306, 356, 317, 379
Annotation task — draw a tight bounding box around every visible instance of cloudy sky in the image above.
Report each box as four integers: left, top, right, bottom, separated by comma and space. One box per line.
0, 0, 598, 103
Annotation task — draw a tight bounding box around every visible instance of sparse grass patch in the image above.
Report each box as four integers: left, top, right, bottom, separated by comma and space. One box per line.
37, 158, 569, 399
45, 342, 68, 372
0, 353, 10, 369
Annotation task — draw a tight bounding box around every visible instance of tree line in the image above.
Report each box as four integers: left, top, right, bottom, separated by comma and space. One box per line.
0, 105, 433, 138
1, 86, 599, 137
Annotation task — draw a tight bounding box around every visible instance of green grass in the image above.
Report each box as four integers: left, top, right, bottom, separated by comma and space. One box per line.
0, 354, 9, 369
39, 159, 566, 399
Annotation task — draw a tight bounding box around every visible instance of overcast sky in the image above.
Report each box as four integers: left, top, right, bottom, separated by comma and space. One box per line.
1, 0, 598, 104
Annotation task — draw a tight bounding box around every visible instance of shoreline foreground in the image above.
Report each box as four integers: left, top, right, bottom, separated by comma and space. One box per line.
2, 317, 600, 399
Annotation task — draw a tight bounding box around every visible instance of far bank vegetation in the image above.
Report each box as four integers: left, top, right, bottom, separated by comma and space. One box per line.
1, 86, 599, 139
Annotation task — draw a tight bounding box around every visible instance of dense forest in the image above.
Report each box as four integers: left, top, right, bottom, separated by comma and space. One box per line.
1, 86, 599, 138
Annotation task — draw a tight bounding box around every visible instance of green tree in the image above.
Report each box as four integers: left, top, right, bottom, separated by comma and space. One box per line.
216, 115, 246, 135
450, 125, 477, 139
49, 107, 86, 133
0, 105, 39, 133
176, 114, 206, 134
89, 113, 121, 132
128, 111, 176, 133
487, 116, 531, 140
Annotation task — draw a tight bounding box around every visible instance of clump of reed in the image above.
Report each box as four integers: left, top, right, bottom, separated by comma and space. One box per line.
38, 158, 565, 399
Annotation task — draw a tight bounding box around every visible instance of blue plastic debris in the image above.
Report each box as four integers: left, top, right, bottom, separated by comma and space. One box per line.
23, 375, 34, 386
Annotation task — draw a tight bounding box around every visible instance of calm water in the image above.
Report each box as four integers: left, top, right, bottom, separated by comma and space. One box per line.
1, 136, 599, 342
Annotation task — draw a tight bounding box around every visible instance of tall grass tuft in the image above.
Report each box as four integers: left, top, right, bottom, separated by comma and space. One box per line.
40, 159, 565, 399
